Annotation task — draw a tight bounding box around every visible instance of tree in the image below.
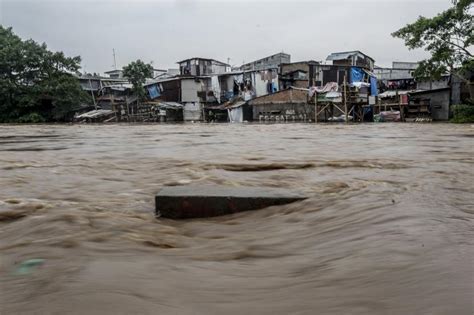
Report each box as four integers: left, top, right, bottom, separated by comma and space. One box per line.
0, 26, 89, 122
122, 60, 153, 101
392, 0, 473, 100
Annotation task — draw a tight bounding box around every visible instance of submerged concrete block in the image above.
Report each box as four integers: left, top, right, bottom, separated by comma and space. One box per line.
156, 185, 306, 219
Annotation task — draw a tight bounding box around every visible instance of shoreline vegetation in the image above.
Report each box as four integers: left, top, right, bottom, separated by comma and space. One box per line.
451, 104, 474, 123
0, 26, 89, 124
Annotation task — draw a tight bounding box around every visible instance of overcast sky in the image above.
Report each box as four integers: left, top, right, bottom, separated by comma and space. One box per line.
1, 0, 452, 74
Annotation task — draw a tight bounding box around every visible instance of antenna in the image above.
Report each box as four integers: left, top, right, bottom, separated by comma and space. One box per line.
112, 48, 117, 70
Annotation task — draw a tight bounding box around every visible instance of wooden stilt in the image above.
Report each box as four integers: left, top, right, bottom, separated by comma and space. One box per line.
344, 74, 348, 123
314, 93, 318, 123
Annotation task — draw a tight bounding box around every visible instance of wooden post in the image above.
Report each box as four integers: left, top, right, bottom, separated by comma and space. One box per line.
344, 73, 348, 123
202, 103, 206, 122
126, 102, 130, 122
399, 93, 405, 122
314, 92, 318, 123
88, 79, 97, 110
111, 93, 117, 121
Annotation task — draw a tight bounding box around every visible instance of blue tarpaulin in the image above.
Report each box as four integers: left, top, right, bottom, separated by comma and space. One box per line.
148, 85, 160, 99
370, 76, 378, 96
272, 82, 278, 93
350, 67, 364, 83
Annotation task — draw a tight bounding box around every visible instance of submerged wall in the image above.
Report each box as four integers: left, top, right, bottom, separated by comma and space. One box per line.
183, 102, 202, 121
252, 103, 314, 121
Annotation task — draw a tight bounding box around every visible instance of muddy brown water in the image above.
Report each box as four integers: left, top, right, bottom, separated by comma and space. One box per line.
0, 123, 473, 314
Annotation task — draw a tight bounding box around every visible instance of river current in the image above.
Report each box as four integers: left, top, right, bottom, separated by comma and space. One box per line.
0, 123, 473, 314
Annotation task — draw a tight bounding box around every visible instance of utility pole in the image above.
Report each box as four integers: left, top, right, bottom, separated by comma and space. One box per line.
112, 48, 117, 70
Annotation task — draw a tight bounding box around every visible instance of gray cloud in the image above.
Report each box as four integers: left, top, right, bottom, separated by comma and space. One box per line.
1, 0, 452, 73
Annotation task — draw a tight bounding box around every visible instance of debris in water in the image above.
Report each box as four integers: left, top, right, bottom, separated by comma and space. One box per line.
14, 259, 45, 275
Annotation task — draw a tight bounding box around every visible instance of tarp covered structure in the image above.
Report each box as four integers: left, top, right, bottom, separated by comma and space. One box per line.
350, 67, 365, 83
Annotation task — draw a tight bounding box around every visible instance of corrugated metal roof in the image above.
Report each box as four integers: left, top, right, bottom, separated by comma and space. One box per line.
104, 69, 123, 74
218, 70, 244, 76
326, 51, 374, 62
76, 110, 114, 119
280, 60, 320, 66
76, 75, 128, 82
378, 90, 414, 98
218, 68, 278, 76
240, 52, 291, 67
408, 88, 450, 95
158, 102, 183, 109
103, 83, 133, 91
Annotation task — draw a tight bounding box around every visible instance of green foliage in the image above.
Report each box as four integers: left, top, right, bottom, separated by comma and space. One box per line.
451, 104, 474, 123
0, 26, 89, 123
392, 0, 473, 82
122, 60, 153, 100
17, 113, 46, 123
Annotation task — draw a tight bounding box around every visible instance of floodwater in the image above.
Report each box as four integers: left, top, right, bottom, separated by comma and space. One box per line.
0, 123, 473, 314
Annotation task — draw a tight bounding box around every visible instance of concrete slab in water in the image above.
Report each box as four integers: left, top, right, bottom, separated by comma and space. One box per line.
156, 185, 306, 219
